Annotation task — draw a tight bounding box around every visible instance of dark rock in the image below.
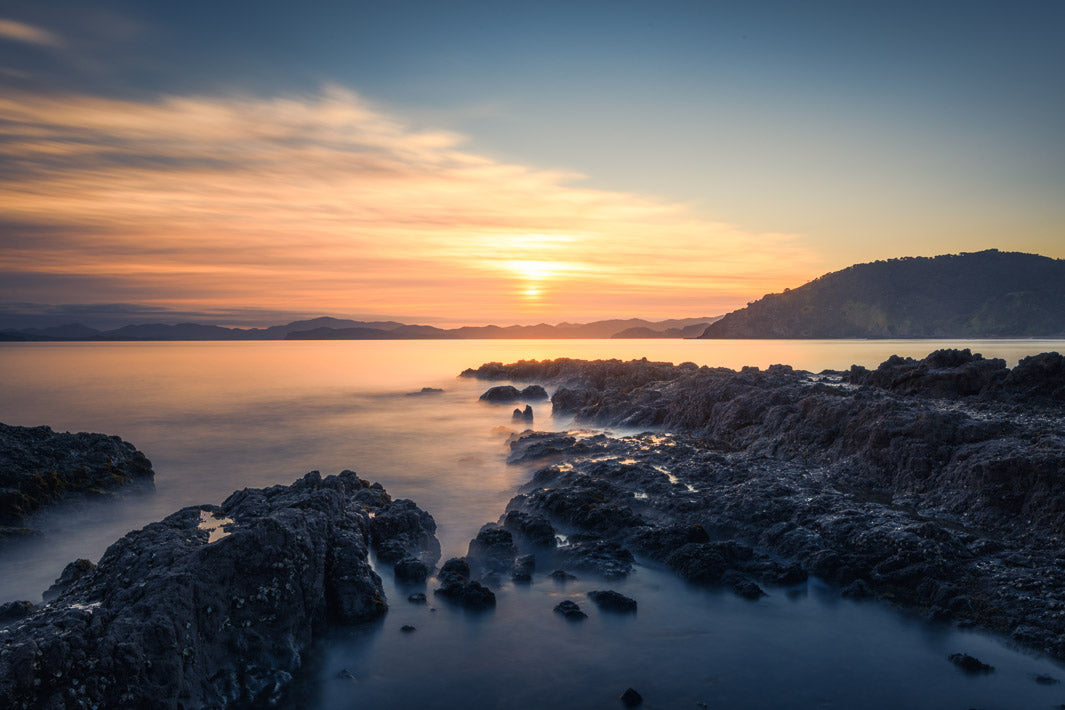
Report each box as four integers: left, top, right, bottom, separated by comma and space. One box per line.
840, 579, 873, 599
400, 624, 416, 633
521, 385, 549, 401
405, 387, 444, 396
0, 423, 154, 534
467, 524, 518, 573
42, 557, 95, 601
511, 404, 534, 422
620, 687, 643, 706
407, 593, 427, 604
511, 554, 535, 582
551, 569, 577, 582
0, 469, 437, 709
394, 556, 429, 584
0, 600, 35, 624
367, 498, 441, 567
501, 510, 557, 548
1035, 674, 1060, 685
555, 537, 634, 579
336, 669, 357, 681
480, 385, 522, 403
728, 574, 767, 600
949, 653, 995, 674
468, 353, 1065, 661
434, 557, 496, 609
553, 600, 586, 619
587, 590, 637, 612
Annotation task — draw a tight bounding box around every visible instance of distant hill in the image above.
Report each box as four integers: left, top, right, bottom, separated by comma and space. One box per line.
285, 317, 720, 340
699, 250, 1065, 339
0, 315, 721, 341
612, 322, 716, 338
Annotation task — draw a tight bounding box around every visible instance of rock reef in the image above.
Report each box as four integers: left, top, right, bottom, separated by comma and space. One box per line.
0, 423, 154, 540
0, 470, 438, 709
461, 350, 1065, 658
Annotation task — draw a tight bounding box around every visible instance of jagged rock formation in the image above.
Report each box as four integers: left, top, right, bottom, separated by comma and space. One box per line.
461, 350, 1065, 658
699, 250, 1065, 338
0, 424, 154, 539
0, 470, 438, 709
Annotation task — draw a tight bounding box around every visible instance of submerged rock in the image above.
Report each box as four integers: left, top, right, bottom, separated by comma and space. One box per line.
0, 470, 439, 709
434, 557, 496, 609
949, 653, 995, 674
394, 556, 430, 584
0, 423, 154, 537
512, 405, 534, 423
521, 385, 549, 401
511, 554, 536, 582
587, 590, 637, 613
620, 687, 643, 706
466, 524, 518, 573
553, 600, 586, 620
405, 387, 444, 396
480, 386, 522, 403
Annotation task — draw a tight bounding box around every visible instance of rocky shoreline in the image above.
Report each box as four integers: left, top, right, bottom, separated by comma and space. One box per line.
0, 423, 155, 541
0, 471, 439, 709
460, 350, 1065, 660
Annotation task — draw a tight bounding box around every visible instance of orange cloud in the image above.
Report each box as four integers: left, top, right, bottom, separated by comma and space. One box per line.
0, 86, 820, 323
0, 18, 64, 48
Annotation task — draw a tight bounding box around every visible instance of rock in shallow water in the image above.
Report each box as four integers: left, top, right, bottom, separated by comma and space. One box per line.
0, 469, 439, 709
0, 423, 154, 537
553, 600, 586, 620
948, 653, 995, 674
434, 557, 496, 609
587, 590, 637, 613
466, 351, 1065, 659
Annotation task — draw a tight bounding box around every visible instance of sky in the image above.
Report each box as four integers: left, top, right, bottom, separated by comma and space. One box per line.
0, 0, 1062, 328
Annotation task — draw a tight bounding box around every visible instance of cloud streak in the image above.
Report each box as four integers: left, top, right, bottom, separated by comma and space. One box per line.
0, 18, 63, 48
0, 86, 819, 323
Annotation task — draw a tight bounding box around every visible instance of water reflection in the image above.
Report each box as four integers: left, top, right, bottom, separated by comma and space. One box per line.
1, 340, 1064, 708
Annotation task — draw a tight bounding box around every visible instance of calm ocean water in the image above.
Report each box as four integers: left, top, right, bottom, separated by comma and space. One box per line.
2, 339, 1064, 708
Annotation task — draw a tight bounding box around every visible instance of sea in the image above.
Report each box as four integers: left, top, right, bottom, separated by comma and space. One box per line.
2, 339, 1064, 709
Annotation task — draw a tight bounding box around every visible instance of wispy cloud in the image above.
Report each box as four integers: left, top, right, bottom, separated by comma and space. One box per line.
0, 86, 819, 323
0, 18, 63, 49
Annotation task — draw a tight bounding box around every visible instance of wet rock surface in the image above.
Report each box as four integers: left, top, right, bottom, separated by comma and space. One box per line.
949, 653, 995, 674
461, 351, 1065, 659
0, 423, 155, 538
553, 600, 586, 620
587, 590, 637, 613
0, 470, 439, 709
434, 558, 496, 609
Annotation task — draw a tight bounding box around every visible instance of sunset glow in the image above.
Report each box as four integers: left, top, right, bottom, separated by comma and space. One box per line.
0, 2, 1062, 329
0, 88, 819, 324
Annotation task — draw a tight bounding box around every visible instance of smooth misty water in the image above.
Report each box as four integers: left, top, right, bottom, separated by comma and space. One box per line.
2, 339, 1064, 709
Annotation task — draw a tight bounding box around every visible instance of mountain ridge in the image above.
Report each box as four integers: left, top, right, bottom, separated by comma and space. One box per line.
700, 250, 1065, 339
0, 316, 721, 341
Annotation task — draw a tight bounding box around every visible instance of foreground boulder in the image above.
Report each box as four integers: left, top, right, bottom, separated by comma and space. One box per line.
0, 423, 154, 539
0, 470, 438, 709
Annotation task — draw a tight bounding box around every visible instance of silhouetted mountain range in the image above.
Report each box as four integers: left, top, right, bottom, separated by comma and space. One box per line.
0, 316, 719, 341
700, 250, 1065, 339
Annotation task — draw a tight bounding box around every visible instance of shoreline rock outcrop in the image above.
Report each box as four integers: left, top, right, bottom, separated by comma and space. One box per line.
0, 423, 155, 540
0, 470, 439, 709
460, 351, 1065, 659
